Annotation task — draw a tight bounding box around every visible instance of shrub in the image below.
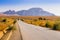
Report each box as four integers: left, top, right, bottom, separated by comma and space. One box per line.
7, 25, 16, 31
2, 19, 6, 22
43, 18, 46, 20
52, 22, 60, 30
7, 26, 13, 31
45, 21, 49, 28
13, 20, 16, 24
52, 24, 58, 30
45, 20, 55, 29
18, 18, 19, 20
20, 19, 24, 21
38, 17, 42, 20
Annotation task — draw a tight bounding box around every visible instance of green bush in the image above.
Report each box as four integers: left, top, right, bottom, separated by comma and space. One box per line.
13, 20, 16, 24
52, 24, 58, 30
7, 25, 16, 31
43, 18, 46, 20
20, 19, 24, 21
7, 26, 13, 31
45, 22, 50, 28
38, 17, 42, 20
52, 22, 60, 30
2, 19, 6, 22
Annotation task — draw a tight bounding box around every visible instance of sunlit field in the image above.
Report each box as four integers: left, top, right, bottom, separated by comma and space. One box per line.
0, 16, 60, 31
0, 16, 17, 39
20, 16, 60, 31
0, 17, 16, 31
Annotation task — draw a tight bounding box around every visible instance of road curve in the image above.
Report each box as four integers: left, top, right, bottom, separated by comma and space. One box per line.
18, 20, 60, 40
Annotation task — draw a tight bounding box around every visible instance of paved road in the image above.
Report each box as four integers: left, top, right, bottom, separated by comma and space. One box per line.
9, 22, 22, 40
17, 20, 60, 40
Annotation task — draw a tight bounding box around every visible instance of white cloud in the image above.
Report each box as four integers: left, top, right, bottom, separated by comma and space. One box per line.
41, 5, 60, 16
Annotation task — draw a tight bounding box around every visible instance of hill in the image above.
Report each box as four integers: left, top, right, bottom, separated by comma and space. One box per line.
3, 8, 55, 16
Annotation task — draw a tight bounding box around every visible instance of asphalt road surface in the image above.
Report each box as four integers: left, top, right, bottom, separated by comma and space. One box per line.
9, 22, 22, 40
17, 20, 60, 40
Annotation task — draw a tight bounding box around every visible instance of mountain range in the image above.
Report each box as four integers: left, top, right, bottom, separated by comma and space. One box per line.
3, 8, 55, 16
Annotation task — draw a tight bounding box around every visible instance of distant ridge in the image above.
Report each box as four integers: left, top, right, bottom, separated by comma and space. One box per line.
0, 13, 7, 16
3, 8, 55, 16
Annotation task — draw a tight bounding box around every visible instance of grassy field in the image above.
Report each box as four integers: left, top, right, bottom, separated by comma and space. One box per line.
0, 17, 17, 39
0, 16, 60, 31
0, 17, 16, 31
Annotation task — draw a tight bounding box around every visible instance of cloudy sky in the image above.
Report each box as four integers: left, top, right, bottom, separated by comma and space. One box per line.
0, 0, 60, 16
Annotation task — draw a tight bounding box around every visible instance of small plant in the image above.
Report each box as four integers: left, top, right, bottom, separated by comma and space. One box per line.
20, 19, 24, 21
43, 18, 46, 20
2, 19, 6, 22
52, 24, 58, 30
52, 22, 60, 30
7, 26, 13, 31
18, 18, 19, 20
7, 25, 16, 31
45, 22, 49, 28
13, 20, 16, 24
38, 17, 42, 20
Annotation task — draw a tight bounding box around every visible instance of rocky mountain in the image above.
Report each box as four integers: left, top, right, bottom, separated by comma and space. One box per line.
3, 8, 55, 16
4, 10, 16, 15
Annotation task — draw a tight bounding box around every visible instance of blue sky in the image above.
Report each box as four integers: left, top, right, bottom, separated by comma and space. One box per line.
0, 0, 60, 5
0, 0, 60, 16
